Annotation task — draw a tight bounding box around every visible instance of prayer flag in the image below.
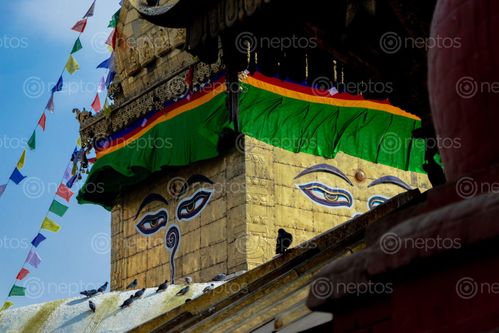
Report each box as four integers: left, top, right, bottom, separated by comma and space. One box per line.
48, 200, 69, 217
71, 38, 83, 54
106, 29, 116, 49
105, 71, 116, 88
56, 183, 74, 202
96, 56, 113, 70
8, 285, 25, 297
25, 250, 41, 269
0, 184, 6, 198
71, 18, 88, 33
84, 1, 96, 18
9, 168, 26, 185
31, 233, 46, 247
41, 217, 61, 232
91, 93, 101, 112
0, 301, 13, 312
108, 9, 121, 28
16, 268, 30, 281
66, 174, 77, 189
63, 164, 72, 182
97, 77, 106, 93
65, 55, 80, 74
28, 131, 36, 150
38, 113, 46, 131
45, 94, 55, 112
52, 76, 63, 93
17, 150, 26, 169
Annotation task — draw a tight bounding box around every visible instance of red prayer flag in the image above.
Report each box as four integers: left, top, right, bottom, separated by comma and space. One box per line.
16, 268, 30, 281
106, 29, 117, 49
38, 113, 47, 131
91, 93, 101, 112
71, 18, 88, 33
56, 183, 74, 202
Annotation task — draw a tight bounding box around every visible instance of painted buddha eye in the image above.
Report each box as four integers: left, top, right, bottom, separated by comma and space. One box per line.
135, 209, 168, 235
297, 182, 353, 208
176, 189, 213, 221
368, 195, 389, 210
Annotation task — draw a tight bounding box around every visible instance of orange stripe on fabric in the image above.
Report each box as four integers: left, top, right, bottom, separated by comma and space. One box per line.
96, 83, 227, 158
243, 76, 421, 121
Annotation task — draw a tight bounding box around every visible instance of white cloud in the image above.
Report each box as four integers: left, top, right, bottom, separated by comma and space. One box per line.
12, 0, 119, 42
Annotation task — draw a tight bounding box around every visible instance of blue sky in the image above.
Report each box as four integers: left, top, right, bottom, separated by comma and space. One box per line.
0, 0, 120, 308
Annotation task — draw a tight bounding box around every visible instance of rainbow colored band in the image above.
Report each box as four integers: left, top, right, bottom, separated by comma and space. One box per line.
244, 72, 421, 121
96, 78, 227, 159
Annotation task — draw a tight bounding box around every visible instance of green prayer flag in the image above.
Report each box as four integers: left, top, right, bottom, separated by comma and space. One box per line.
108, 9, 121, 28
71, 38, 83, 54
28, 131, 36, 150
9, 285, 26, 297
49, 200, 69, 217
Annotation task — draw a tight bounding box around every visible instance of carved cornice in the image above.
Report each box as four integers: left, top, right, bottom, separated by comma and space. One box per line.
78, 51, 223, 145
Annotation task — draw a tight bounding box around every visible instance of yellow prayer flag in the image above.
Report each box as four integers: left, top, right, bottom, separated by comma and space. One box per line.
41, 217, 61, 232
17, 150, 26, 169
65, 55, 80, 75
76, 137, 82, 147
0, 301, 13, 312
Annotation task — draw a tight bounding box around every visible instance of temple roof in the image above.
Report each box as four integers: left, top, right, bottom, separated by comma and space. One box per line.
1, 188, 422, 332
0, 283, 222, 333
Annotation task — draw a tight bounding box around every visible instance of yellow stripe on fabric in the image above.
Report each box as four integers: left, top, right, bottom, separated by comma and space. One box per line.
244, 76, 421, 121
97, 83, 227, 158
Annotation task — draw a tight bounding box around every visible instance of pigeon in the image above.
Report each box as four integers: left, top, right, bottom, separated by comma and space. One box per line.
212, 274, 226, 282
126, 279, 138, 290
276, 228, 293, 255
184, 277, 192, 285
80, 289, 98, 298
203, 284, 215, 293
176, 285, 190, 296
120, 295, 135, 309
89, 300, 96, 313
133, 288, 146, 299
156, 280, 168, 293
97, 282, 108, 293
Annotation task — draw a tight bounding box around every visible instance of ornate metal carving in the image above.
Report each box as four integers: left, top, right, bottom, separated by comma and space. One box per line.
79, 50, 224, 143
73, 108, 93, 124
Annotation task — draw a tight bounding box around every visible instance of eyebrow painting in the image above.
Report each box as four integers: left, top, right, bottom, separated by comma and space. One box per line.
176, 174, 214, 198
134, 193, 169, 220
368, 175, 412, 191
294, 164, 353, 186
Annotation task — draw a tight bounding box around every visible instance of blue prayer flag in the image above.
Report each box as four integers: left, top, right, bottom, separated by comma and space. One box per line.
9, 168, 26, 185
31, 233, 46, 247
97, 56, 114, 70
51, 76, 64, 93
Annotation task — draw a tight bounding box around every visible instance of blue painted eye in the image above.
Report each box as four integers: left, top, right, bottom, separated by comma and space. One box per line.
135, 209, 168, 235
368, 195, 389, 210
297, 182, 353, 208
176, 189, 213, 221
